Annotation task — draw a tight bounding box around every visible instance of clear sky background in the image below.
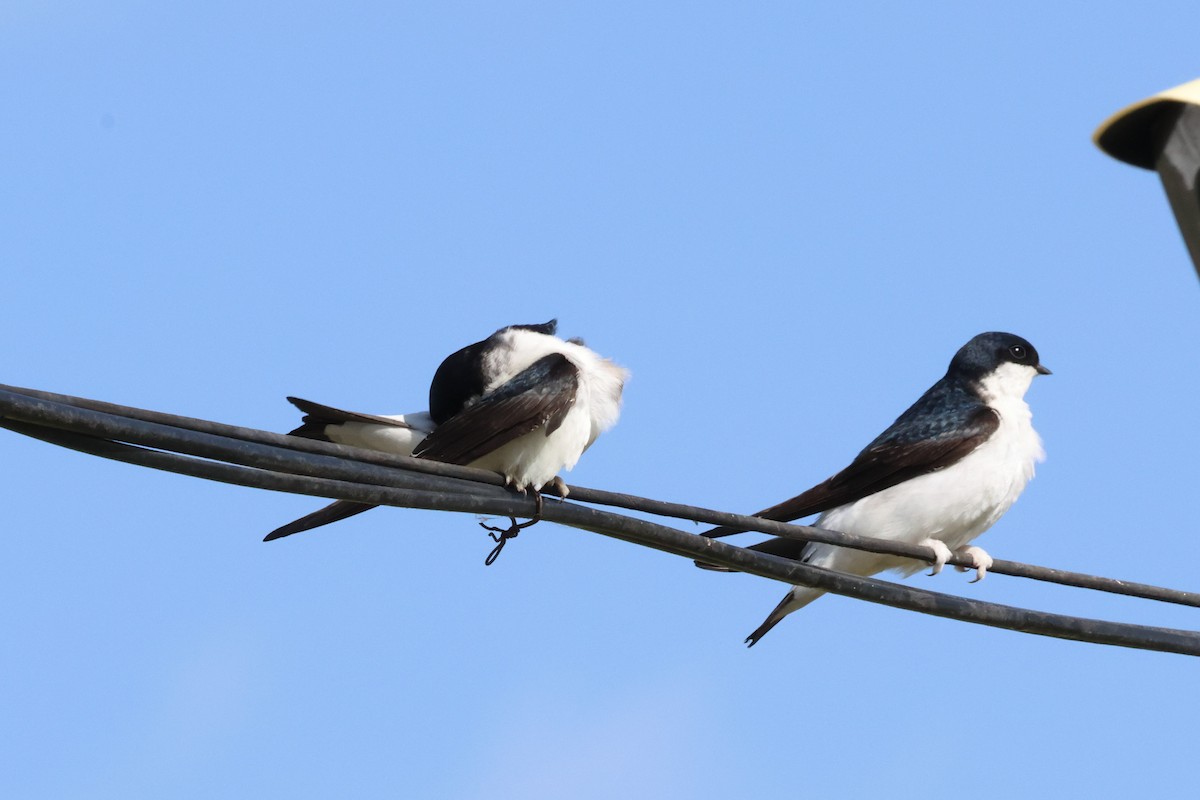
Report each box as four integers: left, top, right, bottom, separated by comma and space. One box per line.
3, 3, 1199, 798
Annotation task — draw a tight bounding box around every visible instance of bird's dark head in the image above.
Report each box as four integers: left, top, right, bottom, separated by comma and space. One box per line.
949, 332, 1050, 396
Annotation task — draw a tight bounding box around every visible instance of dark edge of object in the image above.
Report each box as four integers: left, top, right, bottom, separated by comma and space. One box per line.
1154, 104, 1200, 279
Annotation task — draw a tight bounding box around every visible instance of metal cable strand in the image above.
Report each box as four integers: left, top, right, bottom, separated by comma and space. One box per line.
1, 385, 1199, 656
4, 417, 1199, 657
3, 383, 1198, 608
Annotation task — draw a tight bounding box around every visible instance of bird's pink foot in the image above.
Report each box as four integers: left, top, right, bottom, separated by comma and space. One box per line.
548, 476, 569, 501
953, 545, 993, 583
918, 538, 953, 576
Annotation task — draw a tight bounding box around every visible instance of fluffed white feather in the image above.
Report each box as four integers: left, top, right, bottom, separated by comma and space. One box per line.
471, 327, 629, 491
322, 412, 436, 456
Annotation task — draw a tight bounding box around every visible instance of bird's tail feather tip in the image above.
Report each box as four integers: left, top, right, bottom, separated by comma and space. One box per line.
263, 522, 305, 542
744, 616, 782, 648
261, 500, 378, 543
742, 586, 825, 647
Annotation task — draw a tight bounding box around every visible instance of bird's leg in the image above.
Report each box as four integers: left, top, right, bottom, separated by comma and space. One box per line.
477, 486, 543, 565
953, 545, 994, 583
918, 538, 953, 576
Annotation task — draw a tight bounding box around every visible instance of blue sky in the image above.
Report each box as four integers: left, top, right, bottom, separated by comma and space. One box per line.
3, 3, 1199, 798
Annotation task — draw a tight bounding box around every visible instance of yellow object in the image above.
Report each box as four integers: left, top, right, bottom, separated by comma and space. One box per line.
1093, 78, 1200, 169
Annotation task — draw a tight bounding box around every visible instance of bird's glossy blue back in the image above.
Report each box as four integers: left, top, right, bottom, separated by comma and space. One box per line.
862, 377, 983, 451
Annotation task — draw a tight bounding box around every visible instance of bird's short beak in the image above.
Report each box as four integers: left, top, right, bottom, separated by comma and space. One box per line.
1036, 364, 1052, 376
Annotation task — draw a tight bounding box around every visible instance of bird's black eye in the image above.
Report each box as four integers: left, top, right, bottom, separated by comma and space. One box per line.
1009, 345, 1027, 360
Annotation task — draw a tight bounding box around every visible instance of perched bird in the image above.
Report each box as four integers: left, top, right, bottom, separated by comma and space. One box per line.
699, 332, 1050, 646
265, 320, 628, 543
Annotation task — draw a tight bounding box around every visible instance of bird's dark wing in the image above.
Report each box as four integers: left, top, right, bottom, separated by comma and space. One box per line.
741, 405, 998, 525
413, 353, 579, 466
695, 403, 998, 569
286, 396, 420, 439
703, 395, 999, 540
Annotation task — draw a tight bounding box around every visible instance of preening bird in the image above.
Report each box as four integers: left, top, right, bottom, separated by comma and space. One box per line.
699, 332, 1050, 646
265, 320, 628, 543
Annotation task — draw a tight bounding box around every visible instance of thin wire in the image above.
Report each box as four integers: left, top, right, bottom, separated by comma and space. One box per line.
4, 383, 1195, 606
6, 417, 1199, 657
5, 383, 1193, 609
2, 384, 1199, 657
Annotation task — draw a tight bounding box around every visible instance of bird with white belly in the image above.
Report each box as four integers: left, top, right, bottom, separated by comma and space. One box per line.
265, 320, 628, 553
699, 332, 1050, 646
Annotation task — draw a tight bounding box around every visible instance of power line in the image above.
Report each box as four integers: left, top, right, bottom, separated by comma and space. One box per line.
7, 382, 1196, 609
2, 383, 1198, 657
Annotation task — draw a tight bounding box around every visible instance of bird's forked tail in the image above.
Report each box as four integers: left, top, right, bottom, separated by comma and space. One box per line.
746, 585, 825, 647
